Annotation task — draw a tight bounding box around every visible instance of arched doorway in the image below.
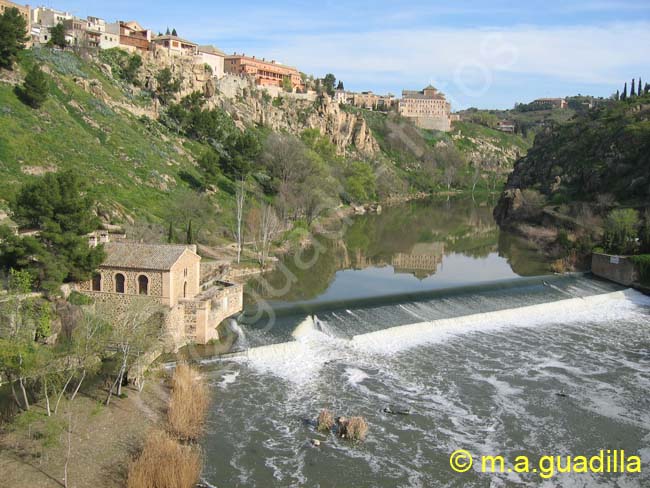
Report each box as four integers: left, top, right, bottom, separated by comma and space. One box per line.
138, 275, 149, 295
92, 273, 101, 291
115, 273, 125, 293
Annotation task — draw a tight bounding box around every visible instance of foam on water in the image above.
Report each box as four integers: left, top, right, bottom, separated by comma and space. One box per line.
351, 289, 649, 354
202, 279, 650, 487
233, 289, 650, 385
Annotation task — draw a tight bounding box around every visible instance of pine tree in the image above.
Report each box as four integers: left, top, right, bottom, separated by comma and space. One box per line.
167, 221, 174, 243
630, 78, 636, 97
186, 220, 193, 244
18, 65, 49, 108
48, 22, 67, 49
0, 6, 29, 69
621, 82, 627, 100
171, 28, 178, 37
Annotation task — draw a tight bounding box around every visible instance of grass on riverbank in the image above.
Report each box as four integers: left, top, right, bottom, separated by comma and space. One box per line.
126, 430, 202, 488
167, 363, 210, 441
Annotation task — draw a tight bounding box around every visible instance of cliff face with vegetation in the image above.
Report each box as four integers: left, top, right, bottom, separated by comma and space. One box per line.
495, 95, 650, 225
1, 47, 531, 250
492, 94, 650, 269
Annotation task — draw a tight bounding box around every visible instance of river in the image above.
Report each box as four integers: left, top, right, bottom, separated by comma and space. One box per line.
198, 198, 650, 487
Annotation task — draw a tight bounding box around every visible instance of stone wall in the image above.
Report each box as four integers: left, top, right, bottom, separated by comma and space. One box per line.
78, 268, 164, 298
591, 253, 638, 286
169, 251, 201, 306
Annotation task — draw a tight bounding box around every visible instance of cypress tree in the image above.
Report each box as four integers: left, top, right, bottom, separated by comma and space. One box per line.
167, 221, 174, 243
638, 78, 643, 97
171, 28, 178, 37
645, 83, 650, 95
186, 220, 193, 244
615, 89, 620, 101
165, 27, 170, 35
621, 82, 627, 100
630, 78, 635, 97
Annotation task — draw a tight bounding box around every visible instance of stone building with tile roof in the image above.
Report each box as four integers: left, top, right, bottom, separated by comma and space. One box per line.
77, 240, 242, 345
399, 85, 453, 131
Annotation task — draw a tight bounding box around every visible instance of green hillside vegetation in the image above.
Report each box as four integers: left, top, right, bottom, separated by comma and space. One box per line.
359, 109, 530, 193
0, 49, 216, 227
493, 93, 650, 268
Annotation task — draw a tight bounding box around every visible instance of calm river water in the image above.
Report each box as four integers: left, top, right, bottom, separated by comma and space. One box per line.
197, 198, 650, 487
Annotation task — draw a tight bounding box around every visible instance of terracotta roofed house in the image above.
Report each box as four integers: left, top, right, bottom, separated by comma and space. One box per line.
224, 53, 304, 91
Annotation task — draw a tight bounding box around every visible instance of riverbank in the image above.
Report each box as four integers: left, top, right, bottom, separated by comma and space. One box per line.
0, 379, 168, 488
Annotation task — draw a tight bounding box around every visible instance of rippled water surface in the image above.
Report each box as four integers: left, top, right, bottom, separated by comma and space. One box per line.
198, 200, 650, 487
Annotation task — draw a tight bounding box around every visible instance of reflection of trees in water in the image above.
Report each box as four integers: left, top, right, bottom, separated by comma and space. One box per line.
252, 198, 547, 301
498, 232, 550, 276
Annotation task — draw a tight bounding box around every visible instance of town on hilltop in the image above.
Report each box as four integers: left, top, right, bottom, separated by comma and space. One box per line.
0, 0, 480, 132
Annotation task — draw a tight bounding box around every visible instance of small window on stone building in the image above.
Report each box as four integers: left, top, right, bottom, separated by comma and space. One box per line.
138, 275, 149, 295
92, 273, 101, 291
115, 273, 126, 293
183, 281, 187, 298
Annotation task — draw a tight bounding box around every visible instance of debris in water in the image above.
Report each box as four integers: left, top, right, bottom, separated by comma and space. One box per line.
555, 392, 568, 398
311, 439, 321, 447
383, 405, 412, 415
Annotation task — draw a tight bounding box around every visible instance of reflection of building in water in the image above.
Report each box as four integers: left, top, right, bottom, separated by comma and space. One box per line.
392, 242, 445, 279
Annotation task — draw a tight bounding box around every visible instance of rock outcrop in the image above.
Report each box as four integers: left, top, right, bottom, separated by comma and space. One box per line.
126, 52, 379, 157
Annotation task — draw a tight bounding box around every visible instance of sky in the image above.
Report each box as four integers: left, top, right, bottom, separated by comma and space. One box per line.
36, 0, 650, 109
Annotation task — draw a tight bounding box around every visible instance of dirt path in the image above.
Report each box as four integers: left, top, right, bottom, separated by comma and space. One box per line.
0, 379, 168, 488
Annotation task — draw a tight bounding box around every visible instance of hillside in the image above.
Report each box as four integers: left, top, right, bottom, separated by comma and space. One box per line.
0, 49, 214, 229
493, 94, 650, 267
495, 94, 650, 220
1, 47, 533, 248
359, 109, 531, 191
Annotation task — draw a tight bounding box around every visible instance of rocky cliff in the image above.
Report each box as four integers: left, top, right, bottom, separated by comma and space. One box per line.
113, 50, 379, 157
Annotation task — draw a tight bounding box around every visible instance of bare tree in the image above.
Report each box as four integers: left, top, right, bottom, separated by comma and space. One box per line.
233, 179, 246, 264
103, 298, 162, 406
247, 203, 281, 269
470, 164, 481, 198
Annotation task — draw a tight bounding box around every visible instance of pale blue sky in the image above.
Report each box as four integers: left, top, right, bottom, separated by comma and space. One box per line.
38, 0, 650, 109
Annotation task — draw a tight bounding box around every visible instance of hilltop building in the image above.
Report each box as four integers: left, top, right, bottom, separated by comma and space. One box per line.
530, 98, 567, 109
225, 53, 304, 91
399, 85, 453, 131
496, 120, 515, 133
334, 89, 396, 111
198, 45, 226, 78
106, 20, 152, 53
151, 34, 198, 56
77, 240, 243, 345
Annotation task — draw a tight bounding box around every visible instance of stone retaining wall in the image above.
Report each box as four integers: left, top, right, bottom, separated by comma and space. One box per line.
591, 253, 638, 286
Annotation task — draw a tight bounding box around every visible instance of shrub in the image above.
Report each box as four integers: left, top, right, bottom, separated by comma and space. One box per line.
127, 430, 202, 488
630, 255, 650, 286
168, 364, 210, 441
317, 409, 334, 432
338, 416, 368, 442
603, 208, 639, 255
16, 65, 49, 108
